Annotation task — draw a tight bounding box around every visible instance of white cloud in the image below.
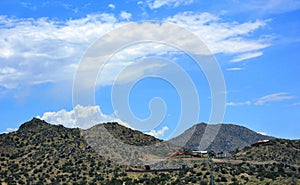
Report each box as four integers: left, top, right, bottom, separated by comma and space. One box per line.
0, 12, 271, 93
145, 126, 169, 138
0, 48, 14, 58
226, 101, 251, 106
291, 102, 300, 106
108, 4, 115, 9
254, 92, 295, 105
0, 67, 24, 89
227, 92, 295, 107
257, 131, 268, 136
230, 51, 263, 62
147, 0, 195, 9
120, 11, 132, 21
0, 14, 120, 90
226, 67, 244, 71
6, 127, 18, 132
20, 2, 37, 11
99, 58, 168, 86
37, 104, 131, 129
165, 12, 270, 56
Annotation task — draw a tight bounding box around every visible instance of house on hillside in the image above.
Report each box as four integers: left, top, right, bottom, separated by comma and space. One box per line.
191, 150, 208, 157
251, 139, 270, 147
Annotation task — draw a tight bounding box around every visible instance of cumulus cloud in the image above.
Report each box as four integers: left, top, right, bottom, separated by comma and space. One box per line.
5, 127, 18, 133
145, 126, 169, 138
120, 11, 132, 21
254, 92, 295, 105
37, 105, 173, 136
37, 104, 131, 129
108, 4, 115, 9
147, 0, 195, 9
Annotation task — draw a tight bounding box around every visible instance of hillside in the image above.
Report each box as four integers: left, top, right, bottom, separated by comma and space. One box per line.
0, 118, 126, 184
82, 122, 179, 166
103, 122, 161, 146
1, 118, 299, 185
169, 123, 274, 152
234, 138, 300, 166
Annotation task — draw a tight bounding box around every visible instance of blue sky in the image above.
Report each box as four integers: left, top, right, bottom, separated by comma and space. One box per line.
0, 0, 299, 140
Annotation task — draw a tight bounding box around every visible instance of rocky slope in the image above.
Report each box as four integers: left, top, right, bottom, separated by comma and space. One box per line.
1, 118, 299, 185
169, 123, 274, 152
234, 138, 300, 166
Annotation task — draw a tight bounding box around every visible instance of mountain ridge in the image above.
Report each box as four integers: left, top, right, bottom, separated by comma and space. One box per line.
1, 118, 299, 184
169, 122, 274, 152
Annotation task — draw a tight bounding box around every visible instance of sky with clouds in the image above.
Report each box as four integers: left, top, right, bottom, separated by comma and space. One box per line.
0, 0, 299, 139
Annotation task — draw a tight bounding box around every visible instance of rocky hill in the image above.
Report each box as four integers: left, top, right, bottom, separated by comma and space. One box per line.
103, 122, 161, 146
82, 122, 179, 166
234, 138, 300, 166
169, 123, 274, 152
0, 118, 125, 184
1, 118, 299, 185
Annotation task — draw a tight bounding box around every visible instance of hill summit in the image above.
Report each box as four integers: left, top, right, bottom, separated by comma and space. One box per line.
169, 123, 274, 152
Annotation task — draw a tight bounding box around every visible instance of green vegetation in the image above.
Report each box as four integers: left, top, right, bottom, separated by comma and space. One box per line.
0, 118, 299, 184
234, 139, 300, 166
0, 118, 125, 184
103, 122, 161, 146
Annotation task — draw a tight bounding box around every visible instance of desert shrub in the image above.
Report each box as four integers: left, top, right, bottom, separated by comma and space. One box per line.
221, 176, 227, 182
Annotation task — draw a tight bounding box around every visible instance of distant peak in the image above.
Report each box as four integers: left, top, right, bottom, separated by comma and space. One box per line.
104, 122, 119, 125
19, 117, 48, 131
31, 117, 44, 122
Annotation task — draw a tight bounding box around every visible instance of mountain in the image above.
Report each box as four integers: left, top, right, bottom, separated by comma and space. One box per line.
1, 118, 299, 185
0, 118, 125, 184
169, 123, 274, 152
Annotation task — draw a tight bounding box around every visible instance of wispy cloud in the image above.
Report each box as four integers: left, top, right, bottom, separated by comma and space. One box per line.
227, 92, 295, 106
240, 0, 300, 15
166, 12, 270, 57
291, 102, 300, 106
230, 51, 263, 62
20, 2, 37, 11
254, 92, 295, 105
147, 0, 195, 9
226, 67, 244, 71
226, 101, 251, 106
0, 12, 271, 94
